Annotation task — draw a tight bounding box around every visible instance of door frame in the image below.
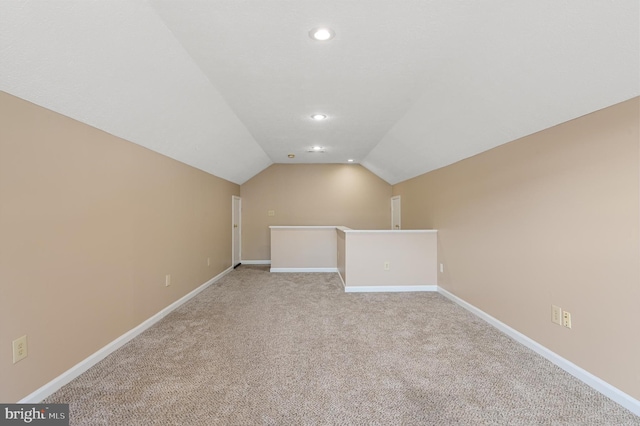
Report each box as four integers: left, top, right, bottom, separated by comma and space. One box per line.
232, 195, 241, 268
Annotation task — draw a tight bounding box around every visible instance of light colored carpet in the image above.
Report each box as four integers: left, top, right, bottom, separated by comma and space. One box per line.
44, 265, 639, 425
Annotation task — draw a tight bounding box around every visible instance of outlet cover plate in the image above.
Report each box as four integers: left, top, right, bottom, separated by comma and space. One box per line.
13, 335, 28, 364
563, 311, 572, 328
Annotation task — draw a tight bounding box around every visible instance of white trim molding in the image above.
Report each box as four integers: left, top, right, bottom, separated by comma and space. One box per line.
345, 285, 437, 293
241, 260, 271, 265
343, 229, 437, 234
269, 225, 340, 229
270, 267, 338, 273
18, 266, 234, 403
437, 287, 640, 416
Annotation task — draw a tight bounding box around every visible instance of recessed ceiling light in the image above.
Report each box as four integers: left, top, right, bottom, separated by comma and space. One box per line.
309, 27, 335, 41
311, 114, 327, 121
307, 146, 325, 153
288, 154, 295, 158
347, 159, 354, 163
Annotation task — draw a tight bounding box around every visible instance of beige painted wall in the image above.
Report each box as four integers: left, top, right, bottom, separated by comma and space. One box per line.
240, 164, 392, 260
270, 227, 337, 269
0, 92, 239, 402
393, 98, 640, 400
344, 231, 437, 288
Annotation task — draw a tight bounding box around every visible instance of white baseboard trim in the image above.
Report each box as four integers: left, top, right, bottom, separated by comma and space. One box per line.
270, 267, 338, 273
345, 285, 437, 293
437, 287, 640, 416
18, 266, 234, 403
241, 260, 271, 265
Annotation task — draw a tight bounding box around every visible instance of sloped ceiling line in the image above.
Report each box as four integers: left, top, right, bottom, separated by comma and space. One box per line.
1, 1, 638, 185
0, 0, 271, 184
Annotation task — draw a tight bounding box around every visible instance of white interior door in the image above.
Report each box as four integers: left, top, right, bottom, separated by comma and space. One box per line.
391, 195, 401, 230
232, 196, 241, 267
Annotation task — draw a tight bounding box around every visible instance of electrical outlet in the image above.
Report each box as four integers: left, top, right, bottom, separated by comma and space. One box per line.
207, 257, 211, 266
13, 335, 27, 364
440, 263, 444, 273
551, 305, 562, 325
165, 274, 171, 287
383, 261, 390, 270
267, 210, 275, 217
563, 311, 572, 329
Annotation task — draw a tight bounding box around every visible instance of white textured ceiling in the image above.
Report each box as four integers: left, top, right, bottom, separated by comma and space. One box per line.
1, 1, 638, 184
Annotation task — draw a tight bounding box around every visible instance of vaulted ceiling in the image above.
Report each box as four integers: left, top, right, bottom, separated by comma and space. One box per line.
1, 1, 638, 184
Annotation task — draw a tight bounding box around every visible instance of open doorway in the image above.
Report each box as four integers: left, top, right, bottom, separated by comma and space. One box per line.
391, 195, 401, 230
232, 196, 241, 268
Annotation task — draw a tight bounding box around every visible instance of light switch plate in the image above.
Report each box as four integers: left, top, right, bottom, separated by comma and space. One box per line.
551, 305, 562, 325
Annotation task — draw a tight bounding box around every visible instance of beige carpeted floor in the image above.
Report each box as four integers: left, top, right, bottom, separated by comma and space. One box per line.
44, 265, 639, 425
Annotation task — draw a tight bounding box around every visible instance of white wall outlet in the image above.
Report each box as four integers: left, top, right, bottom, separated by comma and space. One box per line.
383, 261, 390, 270
563, 311, 572, 329
551, 305, 562, 325
267, 210, 275, 217
165, 274, 171, 287
440, 263, 444, 273
13, 335, 28, 364
207, 257, 211, 266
